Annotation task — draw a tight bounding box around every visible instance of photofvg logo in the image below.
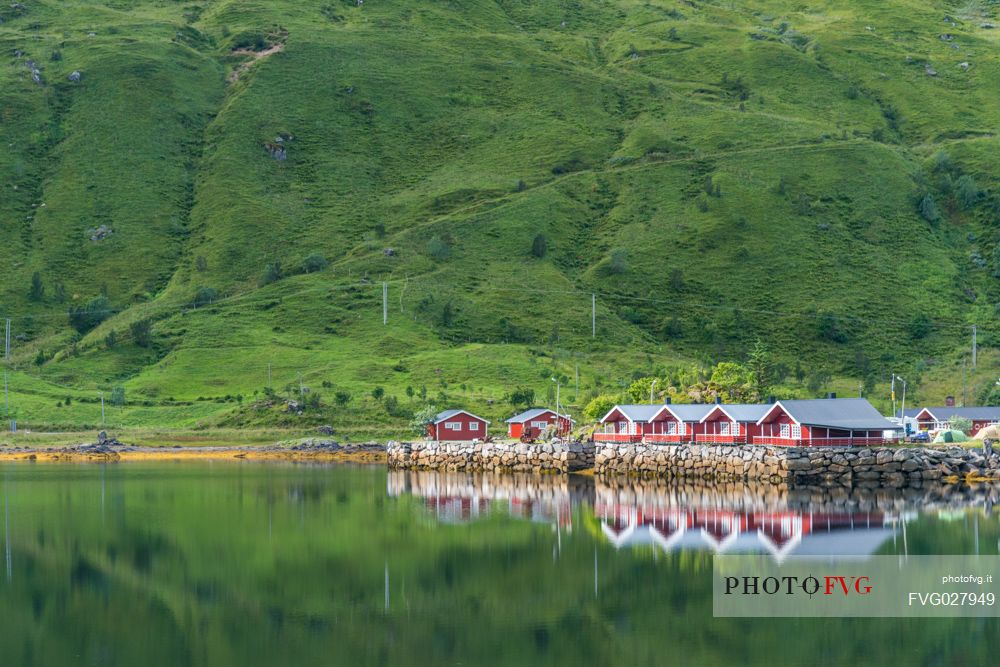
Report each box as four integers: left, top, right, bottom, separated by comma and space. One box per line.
723, 574, 872, 597
713, 556, 1000, 618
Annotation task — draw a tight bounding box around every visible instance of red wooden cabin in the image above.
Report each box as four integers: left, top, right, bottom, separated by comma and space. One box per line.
427, 409, 489, 442
645, 404, 714, 444
696, 404, 770, 444
909, 407, 1000, 435
754, 398, 898, 446
505, 408, 574, 439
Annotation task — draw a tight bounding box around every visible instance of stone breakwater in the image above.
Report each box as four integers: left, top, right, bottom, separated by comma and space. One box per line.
386, 440, 594, 473
594, 444, 1000, 486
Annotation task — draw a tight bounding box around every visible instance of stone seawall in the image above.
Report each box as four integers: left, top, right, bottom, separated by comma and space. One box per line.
595, 443, 1000, 487
386, 440, 594, 473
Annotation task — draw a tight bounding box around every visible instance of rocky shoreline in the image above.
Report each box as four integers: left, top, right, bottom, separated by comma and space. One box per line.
593, 443, 1000, 486
386, 440, 593, 473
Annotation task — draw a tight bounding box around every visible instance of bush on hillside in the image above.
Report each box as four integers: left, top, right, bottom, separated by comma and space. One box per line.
192, 287, 218, 308
29, 272, 44, 301
303, 253, 329, 273
584, 394, 618, 421
919, 193, 941, 223
955, 175, 980, 210
607, 248, 628, 274
505, 387, 535, 407
531, 233, 548, 258
68, 296, 112, 333
130, 319, 153, 348
427, 236, 451, 261
260, 261, 283, 286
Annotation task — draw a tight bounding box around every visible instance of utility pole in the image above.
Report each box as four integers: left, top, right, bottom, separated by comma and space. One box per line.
591, 294, 596, 338
898, 376, 907, 440
100, 392, 105, 427
551, 377, 560, 419
267, 362, 272, 387
650, 378, 658, 404
3, 370, 7, 417
972, 325, 977, 369
963, 357, 968, 406
383, 281, 388, 325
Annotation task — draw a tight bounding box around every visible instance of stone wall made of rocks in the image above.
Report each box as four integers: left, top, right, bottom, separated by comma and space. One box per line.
387, 440, 594, 474
594, 443, 1000, 487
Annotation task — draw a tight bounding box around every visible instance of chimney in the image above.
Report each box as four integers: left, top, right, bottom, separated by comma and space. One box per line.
664, 396, 672, 405
827, 392, 837, 399
945, 395, 955, 407
714, 396, 722, 404
767, 395, 776, 404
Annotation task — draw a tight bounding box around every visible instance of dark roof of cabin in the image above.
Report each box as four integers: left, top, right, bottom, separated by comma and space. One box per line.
763, 398, 897, 430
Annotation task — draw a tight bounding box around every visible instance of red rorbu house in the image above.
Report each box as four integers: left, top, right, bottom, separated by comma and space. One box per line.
754, 397, 899, 447
594, 404, 664, 443
907, 407, 1000, 435
427, 409, 490, 442
594, 403, 713, 444
505, 408, 574, 439
644, 403, 714, 444
696, 404, 771, 444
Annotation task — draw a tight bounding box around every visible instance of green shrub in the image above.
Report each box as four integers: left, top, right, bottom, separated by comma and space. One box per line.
303, 253, 329, 273
130, 319, 153, 348
68, 296, 112, 333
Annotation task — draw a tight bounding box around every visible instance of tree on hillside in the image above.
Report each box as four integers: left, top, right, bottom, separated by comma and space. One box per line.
709, 362, 752, 402
53, 282, 66, 304
909, 313, 932, 339
505, 387, 535, 408
816, 311, 848, 343
410, 405, 438, 435
584, 394, 618, 421
130, 319, 153, 348
746, 339, 773, 400
531, 233, 548, 258
28, 272, 44, 301
607, 248, 628, 274
371, 386, 385, 401
68, 296, 112, 333
626, 377, 663, 403
427, 236, 451, 261
955, 175, 980, 210
260, 261, 283, 286
919, 193, 941, 223
303, 253, 329, 273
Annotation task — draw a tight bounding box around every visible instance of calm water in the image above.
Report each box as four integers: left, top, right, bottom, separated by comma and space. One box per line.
1, 462, 998, 666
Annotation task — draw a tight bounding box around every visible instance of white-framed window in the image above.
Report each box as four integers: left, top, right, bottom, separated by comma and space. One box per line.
619, 421, 631, 434
780, 423, 790, 438
791, 425, 801, 439
469, 422, 479, 431
666, 421, 678, 435
531, 420, 548, 428
720, 421, 731, 435
446, 422, 462, 430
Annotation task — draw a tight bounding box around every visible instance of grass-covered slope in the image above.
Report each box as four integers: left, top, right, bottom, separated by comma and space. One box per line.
2, 0, 1000, 433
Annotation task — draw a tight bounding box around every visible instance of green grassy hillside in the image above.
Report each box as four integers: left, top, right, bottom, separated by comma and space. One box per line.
3, 0, 1000, 435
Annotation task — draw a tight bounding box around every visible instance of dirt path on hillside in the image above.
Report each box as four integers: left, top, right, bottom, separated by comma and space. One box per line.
228, 43, 285, 83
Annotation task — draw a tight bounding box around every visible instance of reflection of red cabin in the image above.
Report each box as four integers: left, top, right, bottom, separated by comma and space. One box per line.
696, 404, 770, 444
754, 398, 896, 446
427, 410, 489, 442
506, 408, 574, 439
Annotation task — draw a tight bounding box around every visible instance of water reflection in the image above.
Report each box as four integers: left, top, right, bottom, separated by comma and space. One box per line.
389, 470, 1000, 561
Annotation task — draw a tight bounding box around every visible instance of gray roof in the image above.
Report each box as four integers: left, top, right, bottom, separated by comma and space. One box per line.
505, 408, 573, 424
910, 406, 1000, 421
702, 403, 772, 423
665, 403, 715, 422
762, 398, 897, 430
605, 404, 665, 422
433, 409, 489, 424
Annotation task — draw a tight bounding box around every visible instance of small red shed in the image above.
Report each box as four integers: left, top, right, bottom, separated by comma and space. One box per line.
427, 409, 490, 442
505, 408, 574, 439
